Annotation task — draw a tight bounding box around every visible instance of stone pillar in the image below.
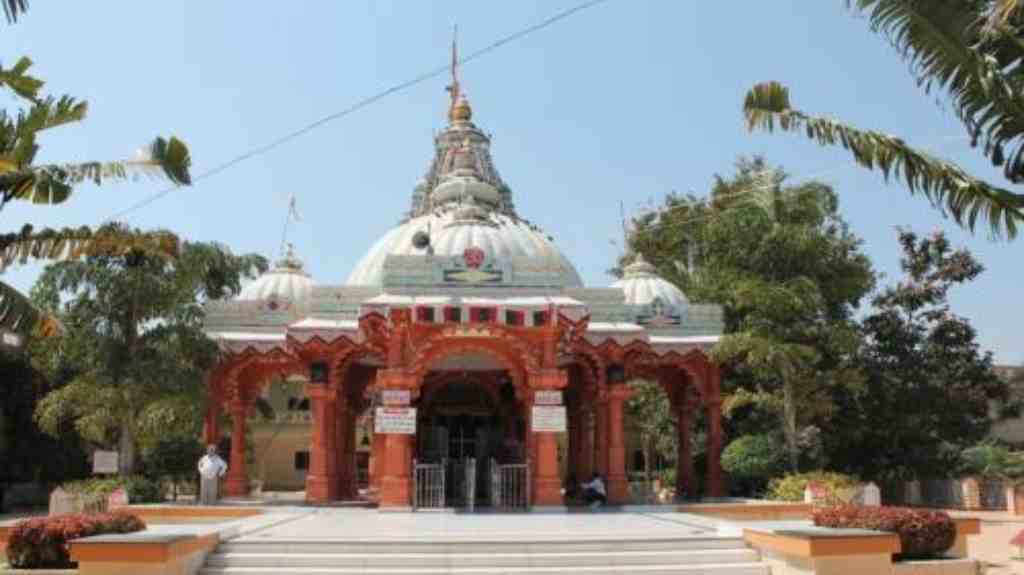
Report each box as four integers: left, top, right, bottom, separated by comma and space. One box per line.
529, 369, 567, 507
705, 399, 725, 497
202, 401, 221, 447
370, 434, 385, 490
594, 400, 609, 478
576, 408, 593, 481
224, 401, 249, 497
336, 402, 356, 500
566, 409, 578, 482
377, 369, 415, 509
961, 477, 981, 511
676, 403, 695, 500
380, 433, 412, 508
606, 386, 631, 504
304, 384, 336, 504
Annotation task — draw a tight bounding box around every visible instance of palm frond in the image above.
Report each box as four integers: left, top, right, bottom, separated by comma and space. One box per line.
0, 224, 180, 273
0, 57, 42, 102
848, 1, 1024, 182
744, 81, 1024, 239
0, 136, 192, 206
0, 279, 39, 337
2, 0, 27, 24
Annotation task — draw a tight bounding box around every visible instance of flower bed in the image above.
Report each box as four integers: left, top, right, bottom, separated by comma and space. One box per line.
5, 511, 145, 569
813, 505, 955, 559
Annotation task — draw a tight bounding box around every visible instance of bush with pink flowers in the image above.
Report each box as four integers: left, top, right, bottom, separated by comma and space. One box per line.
6, 511, 146, 569
813, 505, 955, 559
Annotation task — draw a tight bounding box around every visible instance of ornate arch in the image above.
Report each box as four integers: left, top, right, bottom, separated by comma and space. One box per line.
408, 334, 538, 399
220, 347, 304, 405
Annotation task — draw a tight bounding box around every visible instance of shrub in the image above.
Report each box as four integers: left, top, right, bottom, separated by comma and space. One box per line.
813, 505, 956, 559
6, 511, 146, 568
62, 475, 164, 504
722, 434, 786, 480
767, 471, 859, 502
143, 437, 204, 485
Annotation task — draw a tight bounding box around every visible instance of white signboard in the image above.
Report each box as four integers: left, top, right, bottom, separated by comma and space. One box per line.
92, 450, 119, 474
381, 389, 411, 406
534, 390, 563, 405
531, 405, 567, 433
375, 407, 417, 435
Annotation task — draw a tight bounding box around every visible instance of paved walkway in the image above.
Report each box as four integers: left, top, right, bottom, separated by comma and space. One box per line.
234, 508, 715, 542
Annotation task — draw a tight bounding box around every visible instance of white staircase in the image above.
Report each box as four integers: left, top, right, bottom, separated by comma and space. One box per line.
199, 536, 769, 574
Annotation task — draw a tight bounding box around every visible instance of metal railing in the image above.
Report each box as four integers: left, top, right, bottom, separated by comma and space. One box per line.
412, 459, 445, 510
490, 458, 530, 510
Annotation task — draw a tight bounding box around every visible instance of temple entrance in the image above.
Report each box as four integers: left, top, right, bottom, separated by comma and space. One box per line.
416, 374, 524, 508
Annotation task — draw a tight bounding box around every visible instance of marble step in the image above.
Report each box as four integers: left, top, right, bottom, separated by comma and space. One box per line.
199, 563, 771, 575
206, 548, 761, 568
215, 537, 748, 555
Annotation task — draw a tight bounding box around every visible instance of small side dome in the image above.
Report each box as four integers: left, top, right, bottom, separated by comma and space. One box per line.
611, 253, 689, 309
238, 245, 315, 305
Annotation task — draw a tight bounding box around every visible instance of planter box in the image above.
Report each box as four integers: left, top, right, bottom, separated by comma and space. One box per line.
1, 566, 77, 574
892, 557, 978, 575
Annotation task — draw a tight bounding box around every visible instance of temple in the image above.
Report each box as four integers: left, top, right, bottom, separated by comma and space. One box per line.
201, 54, 727, 508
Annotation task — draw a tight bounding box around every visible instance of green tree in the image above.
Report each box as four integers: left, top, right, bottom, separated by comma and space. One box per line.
29, 231, 266, 475
627, 158, 875, 471
721, 433, 787, 493
742, 1, 1024, 238
826, 229, 1012, 479
625, 381, 677, 484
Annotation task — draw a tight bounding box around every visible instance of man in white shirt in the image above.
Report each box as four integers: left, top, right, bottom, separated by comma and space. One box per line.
197, 445, 228, 505
581, 473, 607, 508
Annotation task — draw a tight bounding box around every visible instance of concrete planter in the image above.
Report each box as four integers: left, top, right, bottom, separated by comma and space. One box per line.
1007, 484, 1024, 515
0, 564, 75, 568
892, 557, 979, 574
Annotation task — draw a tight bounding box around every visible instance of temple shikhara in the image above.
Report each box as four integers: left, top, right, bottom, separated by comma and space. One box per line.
202, 51, 727, 509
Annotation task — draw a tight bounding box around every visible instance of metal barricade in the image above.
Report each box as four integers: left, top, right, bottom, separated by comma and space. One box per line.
413, 459, 445, 510
980, 479, 1008, 510
465, 457, 476, 512
489, 458, 530, 510
920, 479, 964, 509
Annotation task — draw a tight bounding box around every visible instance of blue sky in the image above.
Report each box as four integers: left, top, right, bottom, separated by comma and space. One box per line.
1, 1, 1019, 364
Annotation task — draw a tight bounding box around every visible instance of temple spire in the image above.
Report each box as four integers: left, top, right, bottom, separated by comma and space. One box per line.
446, 25, 460, 121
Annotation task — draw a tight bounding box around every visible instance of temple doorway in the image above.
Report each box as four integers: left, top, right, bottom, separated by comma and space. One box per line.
416, 373, 523, 507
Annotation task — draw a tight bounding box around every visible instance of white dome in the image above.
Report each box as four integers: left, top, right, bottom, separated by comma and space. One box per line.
238, 248, 315, 303
346, 209, 583, 287
611, 255, 689, 308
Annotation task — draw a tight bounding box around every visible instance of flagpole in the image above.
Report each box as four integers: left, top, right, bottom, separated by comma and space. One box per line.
279, 194, 300, 257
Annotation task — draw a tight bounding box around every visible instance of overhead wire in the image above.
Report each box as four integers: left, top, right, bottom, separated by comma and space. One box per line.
107, 0, 611, 222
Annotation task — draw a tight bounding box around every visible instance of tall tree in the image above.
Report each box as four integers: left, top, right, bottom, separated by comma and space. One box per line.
30, 229, 266, 475
742, 1, 1024, 238
827, 229, 1012, 479
627, 158, 875, 471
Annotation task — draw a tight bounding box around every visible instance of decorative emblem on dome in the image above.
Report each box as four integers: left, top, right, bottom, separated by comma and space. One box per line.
636, 296, 682, 327
463, 246, 485, 269
441, 245, 502, 284
263, 294, 292, 313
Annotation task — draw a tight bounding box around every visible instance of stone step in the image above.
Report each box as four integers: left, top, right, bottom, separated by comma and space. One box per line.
199, 563, 770, 575
206, 548, 761, 568
216, 537, 748, 555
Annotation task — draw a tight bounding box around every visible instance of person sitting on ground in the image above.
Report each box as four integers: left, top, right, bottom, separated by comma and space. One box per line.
581, 472, 607, 509
197, 444, 228, 505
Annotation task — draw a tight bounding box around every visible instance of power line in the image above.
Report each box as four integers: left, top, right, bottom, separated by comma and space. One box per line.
108, 0, 611, 222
